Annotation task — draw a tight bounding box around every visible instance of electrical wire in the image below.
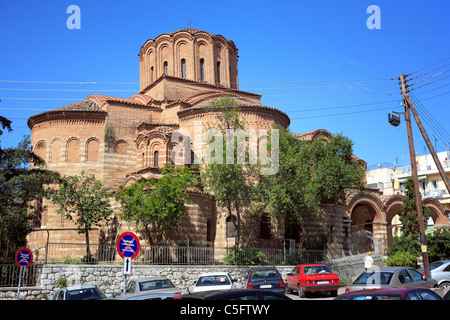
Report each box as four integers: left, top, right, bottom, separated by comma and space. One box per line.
409, 57, 450, 75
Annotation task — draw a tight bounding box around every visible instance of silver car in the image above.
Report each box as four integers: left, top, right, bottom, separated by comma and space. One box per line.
115, 277, 181, 299
419, 260, 450, 291
50, 285, 107, 300
345, 267, 438, 293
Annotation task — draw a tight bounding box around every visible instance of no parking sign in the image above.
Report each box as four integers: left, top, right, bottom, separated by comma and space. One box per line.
15, 248, 33, 267
15, 248, 33, 300
116, 232, 140, 295
116, 231, 140, 259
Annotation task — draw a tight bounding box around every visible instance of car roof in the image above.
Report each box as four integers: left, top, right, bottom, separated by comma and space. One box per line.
197, 272, 230, 277
129, 277, 171, 281
65, 285, 98, 291
294, 264, 329, 267
341, 287, 432, 296
249, 266, 279, 271
181, 289, 284, 300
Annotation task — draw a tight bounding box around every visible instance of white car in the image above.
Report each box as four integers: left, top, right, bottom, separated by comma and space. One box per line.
192, 272, 236, 293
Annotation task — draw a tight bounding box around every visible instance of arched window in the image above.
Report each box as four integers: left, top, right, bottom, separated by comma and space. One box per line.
181, 59, 186, 79
260, 213, 272, 240
226, 215, 236, 238
150, 66, 154, 83
154, 150, 159, 167
163, 61, 168, 75
200, 58, 205, 81
216, 61, 221, 84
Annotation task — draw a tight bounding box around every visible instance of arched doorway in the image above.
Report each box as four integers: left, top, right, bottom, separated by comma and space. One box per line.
347, 193, 385, 254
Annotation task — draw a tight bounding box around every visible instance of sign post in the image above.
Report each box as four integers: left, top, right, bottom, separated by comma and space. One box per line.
15, 248, 33, 300
116, 232, 140, 295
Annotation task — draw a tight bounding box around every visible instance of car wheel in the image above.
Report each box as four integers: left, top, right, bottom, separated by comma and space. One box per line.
330, 290, 338, 297
286, 284, 292, 294
298, 284, 306, 298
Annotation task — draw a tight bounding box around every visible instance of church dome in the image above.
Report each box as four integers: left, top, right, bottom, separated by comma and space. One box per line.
138, 29, 239, 91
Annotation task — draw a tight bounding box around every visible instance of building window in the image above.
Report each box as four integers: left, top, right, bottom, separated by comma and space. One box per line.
181, 59, 186, 79
164, 61, 168, 75
260, 213, 272, 240
206, 220, 212, 242
154, 150, 159, 167
200, 58, 205, 81
34, 198, 43, 228
216, 61, 221, 84
226, 215, 236, 238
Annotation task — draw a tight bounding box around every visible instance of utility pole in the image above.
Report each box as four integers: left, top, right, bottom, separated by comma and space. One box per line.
399, 73, 431, 278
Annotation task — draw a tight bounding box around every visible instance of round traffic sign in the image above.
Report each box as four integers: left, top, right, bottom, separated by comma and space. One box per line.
116, 231, 140, 259
15, 248, 33, 267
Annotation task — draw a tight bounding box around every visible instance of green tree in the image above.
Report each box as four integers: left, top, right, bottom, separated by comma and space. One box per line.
387, 177, 431, 263
201, 97, 256, 248
258, 126, 319, 247
400, 177, 431, 238
427, 228, 450, 262
1, 118, 60, 262
115, 164, 198, 245
52, 171, 113, 260
258, 128, 364, 249
309, 133, 365, 245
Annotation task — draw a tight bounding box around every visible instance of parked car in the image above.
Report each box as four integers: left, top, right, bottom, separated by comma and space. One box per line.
345, 267, 438, 293
176, 289, 292, 300
444, 289, 450, 300
335, 287, 443, 300
106, 292, 181, 300
285, 264, 340, 298
192, 272, 236, 293
418, 260, 450, 290
50, 285, 107, 300
246, 267, 285, 294
120, 277, 181, 298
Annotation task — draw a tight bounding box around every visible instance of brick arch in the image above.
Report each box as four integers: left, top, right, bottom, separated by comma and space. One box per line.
86, 137, 100, 162
34, 140, 47, 160
49, 138, 62, 162
384, 194, 405, 225
66, 137, 81, 162
347, 192, 385, 224
423, 198, 450, 226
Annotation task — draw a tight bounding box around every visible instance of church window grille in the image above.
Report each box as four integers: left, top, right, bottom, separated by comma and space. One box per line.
164, 61, 168, 75
181, 59, 186, 79
154, 150, 159, 167
200, 58, 205, 81
216, 61, 221, 84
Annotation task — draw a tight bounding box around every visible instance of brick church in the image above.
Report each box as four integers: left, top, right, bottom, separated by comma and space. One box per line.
26, 29, 450, 258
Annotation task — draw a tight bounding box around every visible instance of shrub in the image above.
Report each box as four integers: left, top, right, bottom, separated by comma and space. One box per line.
385, 250, 418, 268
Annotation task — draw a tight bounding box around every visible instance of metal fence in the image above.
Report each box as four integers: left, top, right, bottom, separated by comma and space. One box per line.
32, 242, 348, 266
0, 264, 41, 288
1, 243, 377, 287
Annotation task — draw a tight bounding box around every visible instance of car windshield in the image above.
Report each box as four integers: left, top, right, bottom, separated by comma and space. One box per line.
66, 288, 106, 300
340, 294, 402, 300
354, 272, 393, 285
304, 266, 332, 274
250, 269, 280, 280
139, 279, 174, 291
196, 275, 231, 286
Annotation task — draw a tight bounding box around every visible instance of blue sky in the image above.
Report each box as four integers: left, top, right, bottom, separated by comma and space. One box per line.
1, 0, 449, 168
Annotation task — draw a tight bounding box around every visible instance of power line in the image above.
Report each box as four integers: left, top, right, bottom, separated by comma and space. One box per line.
409, 57, 450, 75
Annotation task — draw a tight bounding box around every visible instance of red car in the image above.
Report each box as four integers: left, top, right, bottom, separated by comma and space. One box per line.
285, 264, 340, 298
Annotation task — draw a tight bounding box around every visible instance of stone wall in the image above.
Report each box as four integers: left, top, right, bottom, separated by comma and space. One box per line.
0, 264, 295, 300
